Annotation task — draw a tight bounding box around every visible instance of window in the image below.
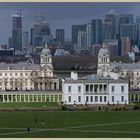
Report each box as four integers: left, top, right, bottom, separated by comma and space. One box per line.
0, 82, 2, 86
121, 96, 124, 102
15, 73, 17, 76
86, 96, 89, 102
20, 73, 23, 76
68, 96, 71, 102
78, 86, 81, 92
68, 86, 71, 92
0, 73, 2, 76
121, 86, 124, 92
10, 73, 12, 76
90, 96, 93, 102
112, 96, 114, 102
5, 73, 7, 76
112, 86, 114, 92
25, 73, 28, 76
100, 96, 102, 102
104, 96, 107, 102
90, 85, 93, 92
78, 96, 81, 102
86, 85, 89, 92
95, 96, 98, 102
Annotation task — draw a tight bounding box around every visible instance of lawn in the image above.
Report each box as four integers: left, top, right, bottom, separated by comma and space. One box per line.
0, 111, 139, 137
0, 102, 59, 108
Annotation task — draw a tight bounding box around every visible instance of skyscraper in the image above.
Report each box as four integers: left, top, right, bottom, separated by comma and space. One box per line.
78, 31, 87, 48
56, 29, 65, 46
22, 31, 29, 50
91, 19, 102, 44
10, 10, 22, 51
119, 14, 134, 40
121, 37, 131, 56
86, 23, 92, 49
30, 28, 34, 46
33, 11, 52, 48
136, 16, 140, 47
72, 24, 86, 45
120, 24, 134, 41
103, 10, 118, 40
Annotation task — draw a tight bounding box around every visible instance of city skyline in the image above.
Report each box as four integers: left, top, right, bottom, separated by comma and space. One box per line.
0, 2, 140, 44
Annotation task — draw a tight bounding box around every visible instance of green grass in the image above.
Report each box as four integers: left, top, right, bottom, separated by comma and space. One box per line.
0, 111, 139, 137
0, 102, 59, 108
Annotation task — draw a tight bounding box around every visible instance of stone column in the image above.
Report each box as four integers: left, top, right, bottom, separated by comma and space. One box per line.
11, 94, 13, 102
15, 94, 18, 102
57, 94, 59, 102
28, 94, 30, 102
41, 94, 42, 102
3, 94, 5, 102
49, 94, 51, 102
32, 94, 34, 102
53, 95, 55, 102
24, 94, 26, 102
36, 94, 38, 102
45, 94, 47, 102
7, 94, 9, 102
20, 94, 21, 102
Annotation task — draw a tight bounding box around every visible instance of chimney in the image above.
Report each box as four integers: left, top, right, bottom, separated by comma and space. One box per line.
71, 71, 78, 80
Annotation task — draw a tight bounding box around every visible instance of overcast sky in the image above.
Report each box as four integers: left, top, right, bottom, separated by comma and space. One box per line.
0, 2, 140, 44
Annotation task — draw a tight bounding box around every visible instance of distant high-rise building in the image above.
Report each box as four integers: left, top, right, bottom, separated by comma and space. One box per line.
9, 10, 22, 51
78, 31, 87, 48
119, 14, 134, 40
30, 28, 34, 46
33, 11, 52, 48
136, 16, 140, 47
22, 31, 29, 50
103, 10, 118, 40
91, 19, 102, 44
56, 29, 65, 46
120, 24, 134, 41
121, 37, 131, 56
86, 23, 92, 48
72, 24, 86, 45
105, 39, 118, 56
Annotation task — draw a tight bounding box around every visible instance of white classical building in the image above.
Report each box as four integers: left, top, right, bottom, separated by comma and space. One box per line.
0, 44, 62, 102
62, 71, 128, 105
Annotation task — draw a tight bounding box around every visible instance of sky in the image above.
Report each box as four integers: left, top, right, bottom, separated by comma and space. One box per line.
0, 2, 140, 44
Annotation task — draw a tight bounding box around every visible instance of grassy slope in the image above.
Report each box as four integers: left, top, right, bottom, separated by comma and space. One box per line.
0, 111, 139, 137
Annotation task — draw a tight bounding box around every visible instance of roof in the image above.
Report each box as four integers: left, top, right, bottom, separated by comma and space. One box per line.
64, 74, 127, 83
0, 63, 41, 70
110, 62, 140, 70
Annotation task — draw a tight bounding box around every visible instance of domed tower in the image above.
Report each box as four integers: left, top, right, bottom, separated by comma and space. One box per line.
97, 42, 110, 75
40, 43, 52, 68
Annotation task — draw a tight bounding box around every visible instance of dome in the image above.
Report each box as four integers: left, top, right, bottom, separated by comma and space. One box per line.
98, 48, 109, 57
41, 48, 52, 55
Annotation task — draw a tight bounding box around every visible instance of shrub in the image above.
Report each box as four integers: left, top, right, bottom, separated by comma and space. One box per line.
133, 106, 139, 110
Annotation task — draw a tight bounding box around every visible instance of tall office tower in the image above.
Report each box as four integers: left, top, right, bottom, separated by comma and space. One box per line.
105, 39, 118, 56
86, 23, 92, 49
91, 19, 102, 45
72, 24, 86, 47
121, 37, 131, 56
120, 24, 134, 41
119, 14, 134, 38
10, 10, 22, 51
30, 28, 34, 45
33, 11, 52, 48
136, 16, 140, 47
22, 31, 29, 50
103, 10, 118, 40
56, 29, 65, 46
78, 31, 87, 48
